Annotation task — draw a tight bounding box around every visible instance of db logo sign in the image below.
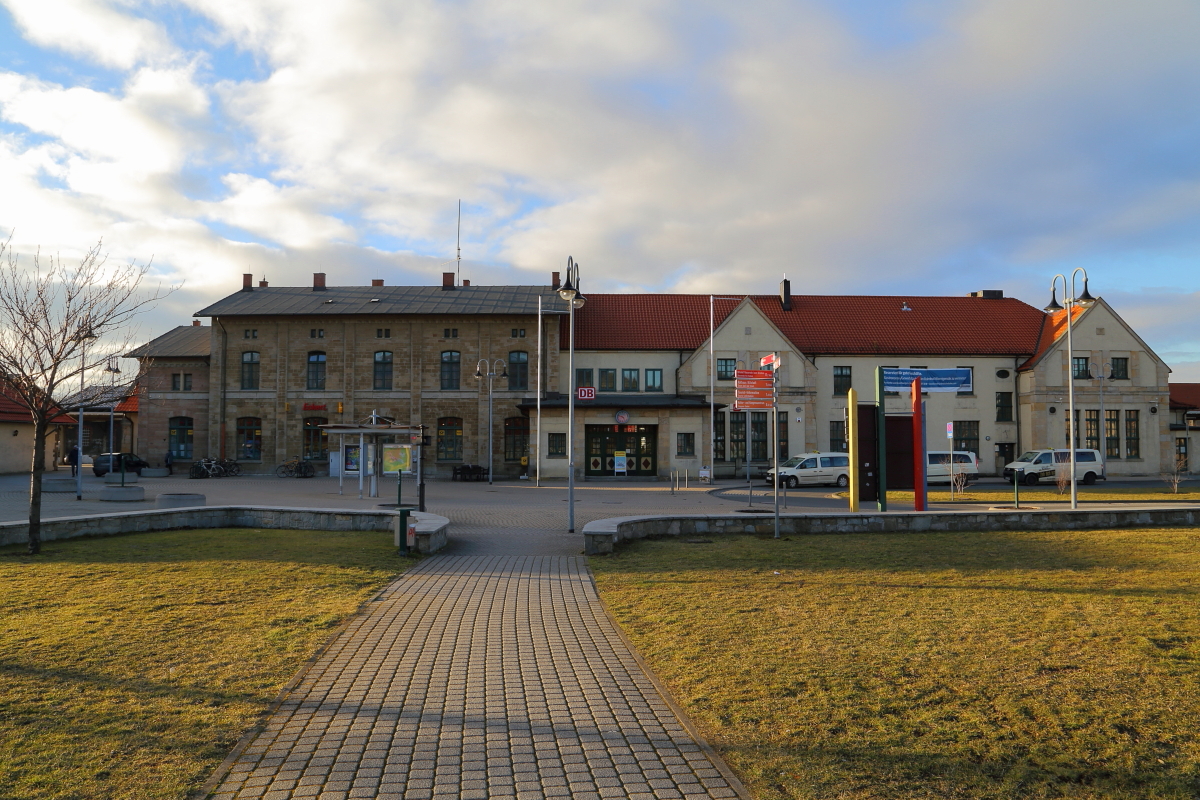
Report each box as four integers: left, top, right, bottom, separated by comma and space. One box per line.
577, 387, 596, 400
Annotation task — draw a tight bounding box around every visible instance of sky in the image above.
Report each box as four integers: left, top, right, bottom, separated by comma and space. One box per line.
1, 0, 1198, 379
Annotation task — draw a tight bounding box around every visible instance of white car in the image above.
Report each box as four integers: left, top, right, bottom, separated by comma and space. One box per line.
768, 453, 852, 488
925, 451, 979, 485
1002, 449, 1106, 486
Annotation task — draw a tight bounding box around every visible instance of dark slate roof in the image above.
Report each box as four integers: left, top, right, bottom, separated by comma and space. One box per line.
194, 285, 570, 318
125, 325, 212, 358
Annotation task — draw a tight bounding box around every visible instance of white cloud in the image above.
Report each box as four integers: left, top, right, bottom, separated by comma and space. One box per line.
201, 173, 353, 249
1, 0, 178, 70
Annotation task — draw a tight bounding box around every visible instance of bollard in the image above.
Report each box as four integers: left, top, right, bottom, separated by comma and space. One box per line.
395, 507, 417, 556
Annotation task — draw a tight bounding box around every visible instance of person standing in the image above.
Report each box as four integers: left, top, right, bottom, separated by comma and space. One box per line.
165, 450, 173, 475
67, 445, 79, 477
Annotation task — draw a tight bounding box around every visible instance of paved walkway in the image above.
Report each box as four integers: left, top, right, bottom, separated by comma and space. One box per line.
209, 555, 743, 800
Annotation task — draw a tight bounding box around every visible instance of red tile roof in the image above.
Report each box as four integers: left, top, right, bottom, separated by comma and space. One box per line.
1017, 305, 1085, 370
115, 394, 139, 413
0, 385, 74, 424
565, 294, 1048, 356
1170, 383, 1200, 410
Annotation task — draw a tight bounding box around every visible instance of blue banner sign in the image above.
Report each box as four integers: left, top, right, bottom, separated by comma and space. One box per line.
881, 368, 972, 393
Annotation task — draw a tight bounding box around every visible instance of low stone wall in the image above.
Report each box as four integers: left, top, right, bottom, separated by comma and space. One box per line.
0, 506, 450, 554
582, 507, 1200, 555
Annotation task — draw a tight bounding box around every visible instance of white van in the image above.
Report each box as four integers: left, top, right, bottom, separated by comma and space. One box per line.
768, 453, 852, 488
925, 451, 979, 485
1002, 449, 1106, 486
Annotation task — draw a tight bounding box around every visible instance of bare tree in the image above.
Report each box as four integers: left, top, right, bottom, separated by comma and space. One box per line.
1055, 466, 1071, 496
0, 235, 170, 554
1162, 455, 1189, 495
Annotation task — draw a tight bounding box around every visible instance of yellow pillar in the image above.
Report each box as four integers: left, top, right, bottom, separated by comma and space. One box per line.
847, 388, 859, 512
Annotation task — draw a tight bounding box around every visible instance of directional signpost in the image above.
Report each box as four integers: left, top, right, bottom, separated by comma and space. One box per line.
735, 358, 781, 538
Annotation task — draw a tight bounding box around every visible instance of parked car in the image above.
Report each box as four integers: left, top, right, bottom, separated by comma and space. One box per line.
1002, 449, 1106, 486
925, 451, 979, 485
92, 452, 149, 477
768, 452, 852, 488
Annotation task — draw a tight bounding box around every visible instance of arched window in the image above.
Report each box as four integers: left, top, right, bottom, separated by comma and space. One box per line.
168, 416, 193, 459
241, 351, 260, 390
504, 416, 530, 462
440, 351, 460, 390
236, 417, 262, 460
303, 417, 329, 461
508, 351, 529, 391
307, 351, 326, 390
437, 417, 463, 461
373, 351, 393, 390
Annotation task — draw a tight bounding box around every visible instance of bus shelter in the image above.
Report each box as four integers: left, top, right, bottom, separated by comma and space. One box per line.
320, 415, 426, 502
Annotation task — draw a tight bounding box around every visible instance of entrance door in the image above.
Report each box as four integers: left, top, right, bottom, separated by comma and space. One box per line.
996, 443, 1015, 475
585, 425, 658, 476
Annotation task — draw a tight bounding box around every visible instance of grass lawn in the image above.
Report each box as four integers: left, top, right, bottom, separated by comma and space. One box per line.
0, 528, 410, 800
591, 529, 1200, 799
836, 487, 1200, 504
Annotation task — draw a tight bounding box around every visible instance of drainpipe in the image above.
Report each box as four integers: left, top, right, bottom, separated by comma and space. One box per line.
216, 319, 228, 459
1013, 356, 1021, 460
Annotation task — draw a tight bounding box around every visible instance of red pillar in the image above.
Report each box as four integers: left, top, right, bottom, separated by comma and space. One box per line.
912, 377, 926, 511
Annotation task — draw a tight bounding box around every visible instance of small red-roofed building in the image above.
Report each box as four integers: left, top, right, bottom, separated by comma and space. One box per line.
0, 384, 75, 474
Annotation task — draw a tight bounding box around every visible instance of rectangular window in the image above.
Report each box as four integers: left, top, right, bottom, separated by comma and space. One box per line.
510, 328, 526, 338
953, 420, 980, 455
575, 369, 594, 389
1105, 410, 1120, 458
183, 374, 192, 391
1067, 410, 1079, 448
645, 369, 663, 392
171, 373, 180, 391
443, 328, 459, 339
508, 352, 529, 391
168, 416, 193, 459
243, 329, 257, 339
995, 392, 1013, 422
1085, 409, 1100, 451
599, 369, 616, 392
374, 351, 393, 390
302, 417, 329, 461
716, 358, 736, 380
437, 417, 463, 461
621, 369, 639, 392
440, 351, 460, 390
957, 366, 974, 395
1125, 410, 1140, 459
376, 328, 391, 339
1177, 437, 1189, 472
833, 366, 852, 396
310, 329, 324, 339
1072, 356, 1090, 380
714, 413, 726, 461
307, 352, 326, 390
729, 412, 747, 462
830, 420, 847, 453
676, 432, 695, 456
777, 412, 788, 461
750, 412, 768, 461
548, 432, 567, 457
241, 352, 260, 390
1110, 357, 1129, 380
236, 417, 262, 461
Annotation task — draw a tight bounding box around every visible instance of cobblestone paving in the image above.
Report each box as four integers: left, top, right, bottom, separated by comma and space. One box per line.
210, 556, 742, 800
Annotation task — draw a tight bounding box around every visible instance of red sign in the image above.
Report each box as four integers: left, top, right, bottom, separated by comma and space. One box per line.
735, 379, 774, 389
735, 369, 773, 379
577, 387, 596, 400
734, 399, 776, 409
735, 389, 775, 399
760, 353, 777, 367
303, 403, 327, 411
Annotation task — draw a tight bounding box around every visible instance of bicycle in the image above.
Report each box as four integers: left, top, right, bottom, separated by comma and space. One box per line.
189, 457, 226, 479
276, 457, 315, 478
216, 458, 242, 477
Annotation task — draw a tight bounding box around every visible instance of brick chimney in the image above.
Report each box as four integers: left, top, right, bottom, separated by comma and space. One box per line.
442, 272, 455, 290
192, 320, 201, 326
552, 271, 560, 290
313, 272, 326, 291
371, 279, 384, 287
259, 279, 268, 287
242, 273, 253, 292
779, 278, 792, 311
462, 279, 470, 286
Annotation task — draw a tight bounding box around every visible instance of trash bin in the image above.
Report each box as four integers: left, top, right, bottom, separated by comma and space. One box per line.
394, 507, 418, 555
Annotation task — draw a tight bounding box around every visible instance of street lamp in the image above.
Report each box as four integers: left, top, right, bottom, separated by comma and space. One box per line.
105, 359, 123, 484
559, 256, 585, 533
74, 327, 98, 500
474, 358, 508, 485
1045, 268, 1096, 510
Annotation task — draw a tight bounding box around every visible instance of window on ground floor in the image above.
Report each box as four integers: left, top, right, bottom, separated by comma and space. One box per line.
1125, 410, 1140, 459
236, 417, 262, 461
302, 417, 328, 461
169, 416, 193, 459
548, 432, 566, 458
437, 417, 463, 461
504, 417, 530, 462
953, 420, 980, 455
750, 411, 768, 461
676, 432, 695, 456
829, 420, 847, 453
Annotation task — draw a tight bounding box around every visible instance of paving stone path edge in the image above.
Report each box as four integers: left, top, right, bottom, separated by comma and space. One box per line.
189, 570, 424, 800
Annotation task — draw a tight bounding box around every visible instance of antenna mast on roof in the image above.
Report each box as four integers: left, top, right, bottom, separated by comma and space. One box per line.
456, 199, 461, 287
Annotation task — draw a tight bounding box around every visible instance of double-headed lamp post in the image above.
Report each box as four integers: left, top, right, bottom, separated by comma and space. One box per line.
474, 358, 508, 485
75, 327, 98, 500
559, 257, 585, 533
105, 359, 121, 464
1044, 267, 1096, 510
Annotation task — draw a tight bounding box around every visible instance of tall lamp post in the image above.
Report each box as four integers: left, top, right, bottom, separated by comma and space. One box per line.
105, 358, 121, 464
1044, 268, 1096, 510
75, 328, 97, 500
559, 257, 585, 533
474, 358, 508, 485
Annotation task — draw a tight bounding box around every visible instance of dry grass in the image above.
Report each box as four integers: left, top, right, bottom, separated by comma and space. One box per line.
838, 487, 1200, 503
0, 528, 409, 800
592, 528, 1200, 799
